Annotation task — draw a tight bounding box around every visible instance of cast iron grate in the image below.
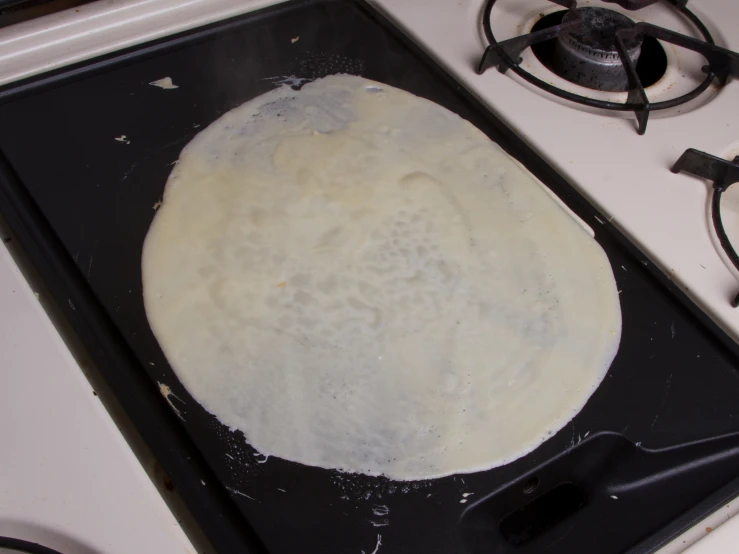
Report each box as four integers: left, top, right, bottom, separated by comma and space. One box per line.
672, 149, 739, 307
477, 0, 739, 135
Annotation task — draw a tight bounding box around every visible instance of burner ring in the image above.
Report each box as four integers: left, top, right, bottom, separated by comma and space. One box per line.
554, 8, 644, 91
478, 0, 720, 133
561, 8, 642, 57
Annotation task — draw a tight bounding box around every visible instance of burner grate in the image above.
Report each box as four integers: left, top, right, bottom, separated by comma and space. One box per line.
672, 150, 739, 307
477, 0, 739, 134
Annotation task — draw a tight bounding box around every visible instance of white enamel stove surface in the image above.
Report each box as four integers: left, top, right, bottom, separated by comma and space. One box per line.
0, 0, 737, 552
0, 240, 197, 553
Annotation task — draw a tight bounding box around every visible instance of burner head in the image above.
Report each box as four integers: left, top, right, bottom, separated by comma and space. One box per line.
552, 7, 643, 92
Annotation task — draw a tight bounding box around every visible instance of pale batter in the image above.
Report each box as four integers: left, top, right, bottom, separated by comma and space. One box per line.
142, 75, 621, 480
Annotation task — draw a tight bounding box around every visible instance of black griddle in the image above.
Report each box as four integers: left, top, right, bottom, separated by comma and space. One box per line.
1, 1, 739, 553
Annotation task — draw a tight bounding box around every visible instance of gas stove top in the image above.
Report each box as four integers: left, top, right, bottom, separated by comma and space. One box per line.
1, 1, 739, 553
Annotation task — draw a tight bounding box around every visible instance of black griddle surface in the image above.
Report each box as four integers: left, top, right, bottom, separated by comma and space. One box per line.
1, 1, 739, 553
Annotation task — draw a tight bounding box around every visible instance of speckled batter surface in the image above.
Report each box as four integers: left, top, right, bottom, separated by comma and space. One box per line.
142, 75, 621, 480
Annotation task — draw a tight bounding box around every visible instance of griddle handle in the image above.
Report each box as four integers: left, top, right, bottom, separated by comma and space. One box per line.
461, 432, 739, 554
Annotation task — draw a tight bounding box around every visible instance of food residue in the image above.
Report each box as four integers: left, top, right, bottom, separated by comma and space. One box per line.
153, 200, 162, 211
369, 520, 390, 528
372, 504, 389, 517
149, 77, 179, 90
114, 135, 130, 144
291, 36, 300, 43
254, 452, 270, 464
158, 382, 185, 420
226, 486, 257, 502
362, 534, 382, 554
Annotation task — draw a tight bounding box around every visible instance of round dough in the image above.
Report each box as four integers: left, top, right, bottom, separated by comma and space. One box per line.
142, 75, 621, 480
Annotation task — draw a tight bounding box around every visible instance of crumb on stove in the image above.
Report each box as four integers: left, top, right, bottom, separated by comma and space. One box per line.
149, 77, 179, 90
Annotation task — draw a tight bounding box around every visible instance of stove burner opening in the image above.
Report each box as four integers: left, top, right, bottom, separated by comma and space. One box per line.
531, 9, 667, 91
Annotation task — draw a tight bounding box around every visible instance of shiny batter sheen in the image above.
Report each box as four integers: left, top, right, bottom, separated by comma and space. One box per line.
142, 75, 622, 480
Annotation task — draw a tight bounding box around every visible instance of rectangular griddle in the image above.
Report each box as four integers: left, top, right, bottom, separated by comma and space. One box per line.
1, 1, 739, 552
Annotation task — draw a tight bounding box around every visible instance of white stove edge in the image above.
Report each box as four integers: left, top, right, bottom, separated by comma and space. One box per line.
0, 235, 198, 553
0, 0, 735, 552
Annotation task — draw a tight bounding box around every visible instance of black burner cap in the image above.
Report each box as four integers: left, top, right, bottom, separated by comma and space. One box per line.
566, 7, 641, 53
